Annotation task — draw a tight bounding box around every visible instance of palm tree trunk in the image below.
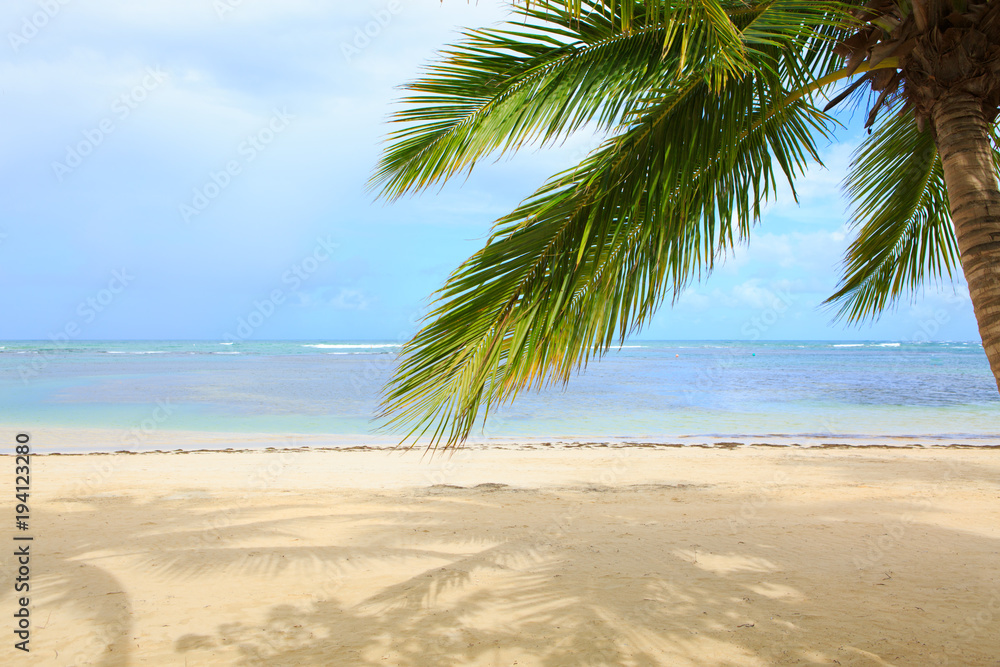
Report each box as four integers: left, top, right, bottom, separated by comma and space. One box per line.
931, 92, 1000, 392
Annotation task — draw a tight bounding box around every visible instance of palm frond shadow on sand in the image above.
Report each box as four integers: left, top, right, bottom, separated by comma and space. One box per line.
6, 466, 1000, 666
162, 483, 1000, 667
0, 493, 458, 666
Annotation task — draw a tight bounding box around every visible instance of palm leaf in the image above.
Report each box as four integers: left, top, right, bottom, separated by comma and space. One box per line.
826, 107, 962, 321
379, 56, 833, 448
373, 0, 849, 200
374, 0, 866, 448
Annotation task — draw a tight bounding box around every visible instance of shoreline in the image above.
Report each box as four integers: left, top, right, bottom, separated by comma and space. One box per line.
9, 441, 1000, 458
3, 425, 998, 455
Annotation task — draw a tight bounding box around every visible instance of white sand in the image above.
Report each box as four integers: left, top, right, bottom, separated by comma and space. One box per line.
3, 444, 1000, 665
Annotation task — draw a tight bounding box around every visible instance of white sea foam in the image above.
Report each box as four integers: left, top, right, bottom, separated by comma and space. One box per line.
303, 344, 401, 349
832, 344, 865, 348
878, 343, 901, 347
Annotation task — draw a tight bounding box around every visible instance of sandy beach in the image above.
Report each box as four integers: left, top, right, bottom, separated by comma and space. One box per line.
3, 443, 1000, 666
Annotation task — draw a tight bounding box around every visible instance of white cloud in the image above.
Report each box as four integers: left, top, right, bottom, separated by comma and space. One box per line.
293, 286, 371, 311
718, 228, 851, 280
762, 137, 859, 221
330, 287, 370, 310
729, 279, 787, 310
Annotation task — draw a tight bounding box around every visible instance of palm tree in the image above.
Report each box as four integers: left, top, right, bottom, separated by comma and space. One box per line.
371, 0, 1000, 448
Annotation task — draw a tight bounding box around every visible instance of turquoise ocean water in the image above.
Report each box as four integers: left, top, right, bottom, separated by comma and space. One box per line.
1, 340, 998, 450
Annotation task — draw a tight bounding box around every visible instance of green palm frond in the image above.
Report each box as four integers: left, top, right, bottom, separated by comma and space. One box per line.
373, 0, 849, 200
378, 41, 834, 448
826, 108, 961, 322
370, 0, 891, 449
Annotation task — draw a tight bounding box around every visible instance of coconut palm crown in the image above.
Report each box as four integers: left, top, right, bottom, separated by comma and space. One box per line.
371, 0, 1000, 448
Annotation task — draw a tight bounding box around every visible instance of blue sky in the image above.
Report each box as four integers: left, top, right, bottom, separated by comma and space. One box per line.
0, 0, 979, 342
